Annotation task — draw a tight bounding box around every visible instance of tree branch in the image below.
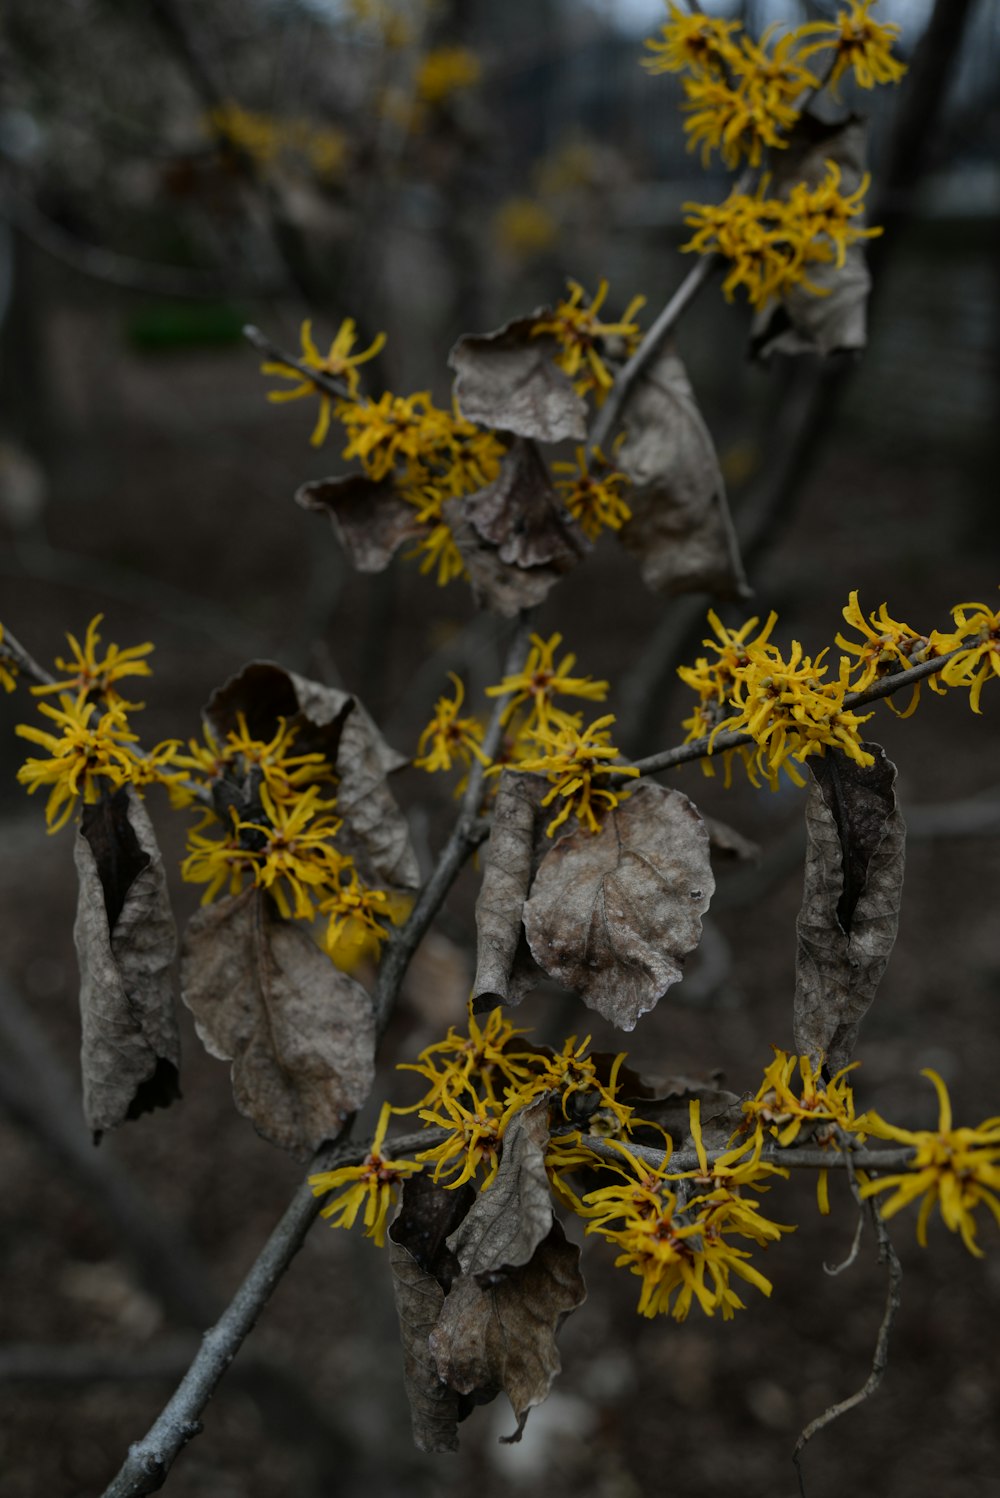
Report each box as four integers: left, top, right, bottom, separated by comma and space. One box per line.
631, 643, 970, 778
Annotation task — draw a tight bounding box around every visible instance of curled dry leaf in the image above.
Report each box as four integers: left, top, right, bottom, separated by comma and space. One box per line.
73, 787, 180, 1139
617, 344, 747, 599
295, 473, 425, 573
444, 440, 585, 618
449, 314, 588, 443
448, 1098, 553, 1277
389, 1173, 475, 1454
794, 743, 906, 1073
472, 771, 544, 1009
206, 660, 418, 891
430, 1221, 587, 1445
751, 115, 874, 360
523, 781, 715, 1030
181, 888, 376, 1154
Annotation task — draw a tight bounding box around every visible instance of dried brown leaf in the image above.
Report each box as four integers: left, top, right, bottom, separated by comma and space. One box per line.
389, 1174, 475, 1454
206, 661, 418, 891
472, 771, 545, 1009
180, 888, 375, 1153
617, 344, 746, 598
448, 1098, 553, 1277
295, 473, 425, 572
524, 782, 715, 1030
449, 314, 588, 443
431, 1221, 586, 1443
751, 116, 874, 360
73, 788, 180, 1139
794, 743, 906, 1072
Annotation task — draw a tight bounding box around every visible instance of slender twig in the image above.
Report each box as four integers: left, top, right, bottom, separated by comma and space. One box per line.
632, 643, 970, 778
824, 1208, 866, 1278
589, 257, 718, 452
243, 324, 354, 402
0, 625, 55, 687
580, 1136, 917, 1175
793, 1142, 903, 1494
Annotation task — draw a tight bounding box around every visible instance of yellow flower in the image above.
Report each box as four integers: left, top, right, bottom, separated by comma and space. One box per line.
0, 623, 18, 693
484, 631, 609, 733
680, 73, 796, 171
514, 713, 640, 837
730, 26, 820, 110
395, 1005, 533, 1115
931, 597, 1000, 714
415, 46, 481, 105
179, 810, 256, 904
642, 4, 742, 77
797, 0, 907, 94
310, 1103, 423, 1247
318, 866, 391, 957
30, 614, 153, 706
417, 1082, 508, 1191
337, 390, 455, 481
712, 640, 875, 788
494, 197, 559, 259
532, 279, 645, 405
785, 161, 882, 269
551, 445, 632, 542
861, 1071, 1000, 1257
739, 1049, 867, 1213
234, 785, 345, 920
414, 674, 491, 774
835, 591, 933, 712
262, 319, 387, 446
16, 694, 140, 832
678, 608, 779, 706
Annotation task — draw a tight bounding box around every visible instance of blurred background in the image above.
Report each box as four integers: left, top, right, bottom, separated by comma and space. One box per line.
1, 1, 1000, 1494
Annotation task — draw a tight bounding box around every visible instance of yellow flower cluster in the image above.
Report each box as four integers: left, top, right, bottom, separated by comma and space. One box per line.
208, 102, 349, 180
576, 1109, 793, 1321
312, 1007, 1000, 1288
263, 319, 507, 587
415, 635, 637, 836
680, 592, 1000, 790
644, 2, 905, 170
15, 618, 181, 831
552, 445, 633, 542
532, 279, 645, 406
682, 163, 881, 310
176, 715, 394, 966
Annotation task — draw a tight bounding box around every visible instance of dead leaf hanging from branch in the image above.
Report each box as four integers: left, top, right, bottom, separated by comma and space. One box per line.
616, 344, 746, 599
447, 1098, 553, 1277
181, 888, 376, 1154
295, 473, 425, 573
523, 781, 715, 1030
472, 771, 545, 1010
430, 1221, 587, 1444
449, 314, 588, 444
389, 1173, 474, 1454
73, 787, 181, 1140
794, 743, 906, 1073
